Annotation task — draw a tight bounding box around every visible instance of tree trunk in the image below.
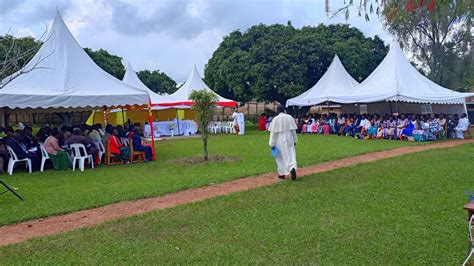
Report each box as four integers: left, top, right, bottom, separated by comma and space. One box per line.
202, 131, 208, 161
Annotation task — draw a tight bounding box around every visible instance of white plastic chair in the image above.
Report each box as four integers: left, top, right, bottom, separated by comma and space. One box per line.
39, 143, 51, 172
6, 145, 32, 175
210, 122, 220, 134
70, 143, 94, 172
463, 215, 474, 265
95, 141, 105, 165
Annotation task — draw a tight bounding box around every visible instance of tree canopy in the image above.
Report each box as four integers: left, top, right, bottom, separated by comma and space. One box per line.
205, 23, 388, 104
381, 0, 473, 91
84, 48, 125, 80
137, 70, 177, 95
0, 35, 41, 80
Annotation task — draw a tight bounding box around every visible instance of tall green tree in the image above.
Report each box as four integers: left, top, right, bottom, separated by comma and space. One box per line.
137, 70, 177, 95
382, 0, 472, 89
205, 23, 388, 104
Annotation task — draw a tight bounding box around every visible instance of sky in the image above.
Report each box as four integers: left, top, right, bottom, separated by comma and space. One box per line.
0, 0, 391, 83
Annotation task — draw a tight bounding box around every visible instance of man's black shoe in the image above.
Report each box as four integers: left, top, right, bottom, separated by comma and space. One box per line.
290, 168, 297, 180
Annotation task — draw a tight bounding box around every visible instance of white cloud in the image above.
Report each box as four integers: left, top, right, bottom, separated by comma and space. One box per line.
0, 0, 391, 82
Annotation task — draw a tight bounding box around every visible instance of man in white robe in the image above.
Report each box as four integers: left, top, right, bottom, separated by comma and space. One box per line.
455, 113, 470, 139
232, 110, 239, 134
269, 105, 298, 180
237, 111, 245, 135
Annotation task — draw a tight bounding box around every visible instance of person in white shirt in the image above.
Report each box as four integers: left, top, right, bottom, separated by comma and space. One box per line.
269, 105, 298, 180
455, 113, 470, 139
358, 115, 371, 136
237, 111, 245, 135
231, 110, 239, 134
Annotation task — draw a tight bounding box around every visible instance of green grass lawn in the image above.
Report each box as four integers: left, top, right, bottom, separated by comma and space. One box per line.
0, 126, 419, 226
0, 143, 471, 264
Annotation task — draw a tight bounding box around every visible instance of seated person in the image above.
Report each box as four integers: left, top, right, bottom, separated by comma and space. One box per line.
447, 114, 458, 138
108, 129, 130, 163
401, 116, 415, 140
36, 126, 51, 143
396, 114, 408, 139
21, 126, 38, 149
358, 115, 371, 137
88, 124, 102, 144
6, 133, 40, 171
455, 113, 470, 139
0, 139, 9, 174
43, 129, 69, 170
131, 127, 153, 162
367, 116, 378, 139
68, 127, 99, 161
345, 115, 362, 136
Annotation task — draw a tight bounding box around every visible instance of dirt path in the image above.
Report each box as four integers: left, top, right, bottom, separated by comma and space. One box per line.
0, 139, 472, 247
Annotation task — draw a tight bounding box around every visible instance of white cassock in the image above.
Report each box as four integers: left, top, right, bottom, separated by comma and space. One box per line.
269, 113, 298, 176
455, 117, 470, 139
237, 112, 245, 135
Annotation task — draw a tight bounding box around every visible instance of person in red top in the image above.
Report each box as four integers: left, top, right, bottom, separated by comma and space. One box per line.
258, 113, 267, 131
108, 129, 130, 163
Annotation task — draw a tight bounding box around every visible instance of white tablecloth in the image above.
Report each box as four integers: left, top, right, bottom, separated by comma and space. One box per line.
144, 120, 198, 137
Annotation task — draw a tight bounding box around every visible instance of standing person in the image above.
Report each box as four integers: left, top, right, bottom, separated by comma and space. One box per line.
258, 113, 267, 131
268, 105, 298, 180
232, 109, 239, 134
237, 109, 245, 135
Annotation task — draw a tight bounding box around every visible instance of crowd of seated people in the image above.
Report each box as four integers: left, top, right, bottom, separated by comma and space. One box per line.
0, 122, 154, 174
293, 112, 471, 141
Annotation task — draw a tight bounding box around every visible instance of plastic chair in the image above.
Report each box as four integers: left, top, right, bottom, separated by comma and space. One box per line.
70, 143, 94, 172
463, 215, 474, 265
6, 145, 32, 175
39, 143, 51, 172
95, 141, 105, 165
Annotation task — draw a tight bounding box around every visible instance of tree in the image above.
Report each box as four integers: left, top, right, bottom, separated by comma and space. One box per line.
382, 0, 472, 89
189, 90, 218, 161
84, 48, 125, 79
137, 70, 177, 95
205, 23, 388, 105
0, 35, 42, 84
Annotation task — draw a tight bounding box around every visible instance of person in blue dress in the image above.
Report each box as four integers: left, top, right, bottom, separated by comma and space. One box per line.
131, 127, 153, 162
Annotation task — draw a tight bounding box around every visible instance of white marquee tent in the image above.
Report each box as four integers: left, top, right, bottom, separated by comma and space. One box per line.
0, 12, 149, 110
286, 54, 359, 107
156, 65, 237, 108
122, 62, 189, 110
330, 43, 474, 106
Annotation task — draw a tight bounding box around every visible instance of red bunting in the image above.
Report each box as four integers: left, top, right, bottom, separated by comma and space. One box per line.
406, 0, 414, 12
418, 0, 425, 8
428, 0, 435, 12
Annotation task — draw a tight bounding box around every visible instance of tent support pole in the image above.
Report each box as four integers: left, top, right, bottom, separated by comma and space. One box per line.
103, 106, 108, 126
92, 111, 95, 125
121, 106, 125, 126
389, 102, 393, 114
148, 102, 156, 160
176, 109, 180, 136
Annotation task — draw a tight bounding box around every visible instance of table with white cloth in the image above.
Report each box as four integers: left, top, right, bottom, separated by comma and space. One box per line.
144, 120, 198, 137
